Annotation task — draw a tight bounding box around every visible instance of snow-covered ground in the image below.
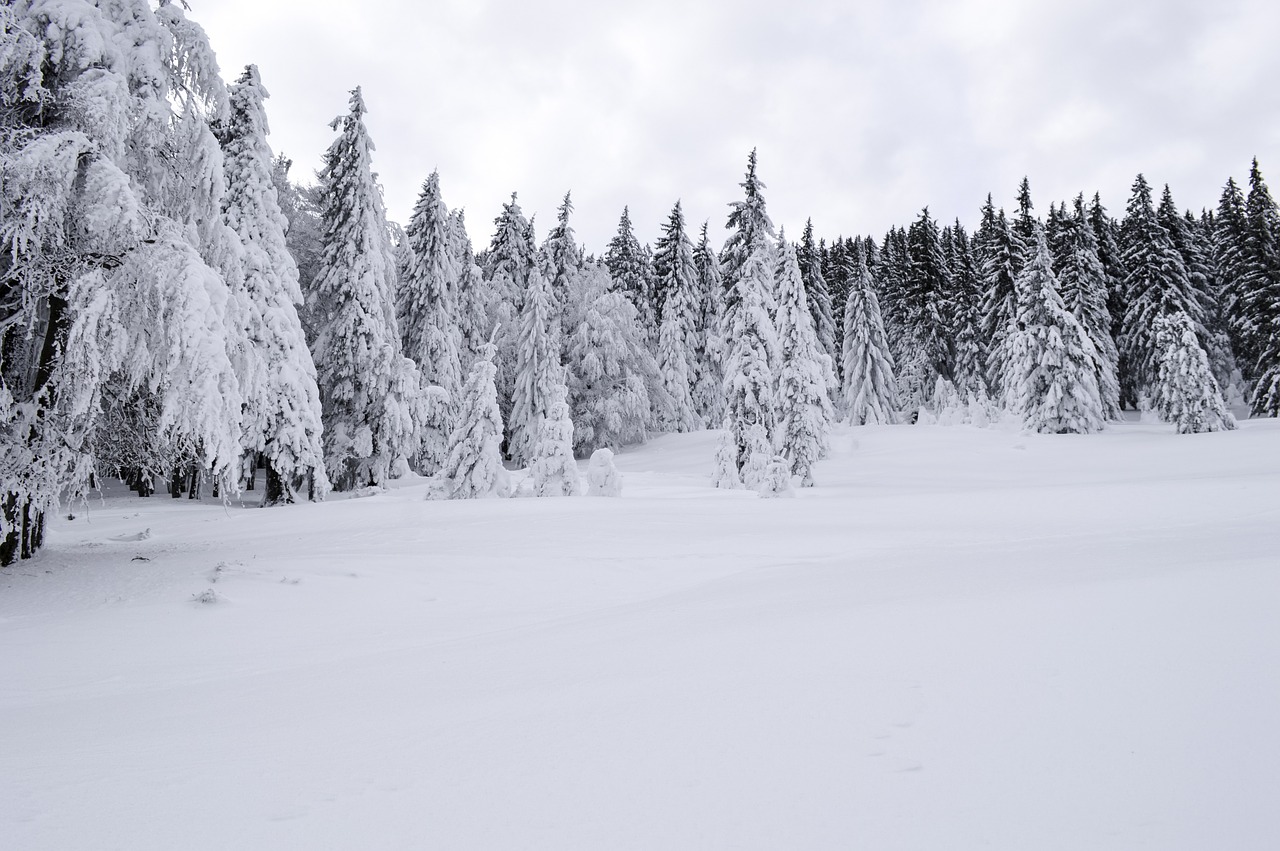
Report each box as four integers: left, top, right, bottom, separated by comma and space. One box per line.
3, 420, 1278, 850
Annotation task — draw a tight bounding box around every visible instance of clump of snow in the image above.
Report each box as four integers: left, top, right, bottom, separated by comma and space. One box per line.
756, 456, 796, 498
586, 448, 622, 497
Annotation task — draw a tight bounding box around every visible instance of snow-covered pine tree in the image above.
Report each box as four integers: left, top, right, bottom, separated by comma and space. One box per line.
943, 221, 987, 396
308, 88, 425, 490
716, 150, 781, 487
1242, 159, 1280, 415
720, 244, 780, 488
774, 240, 833, 486
841, 250, 901, 425
481, 193, 537, 436
1055, 195, 1122, 419
721, 149, 777, 330
1118, 174, 1207, 406
450, 209, 489, 367
1157, 185, 1237, 393
691, 222, 727, 425
222, 64, 329, 503
1214, 177, 1253, 373
529, 376, 579, 497
1086, 193, 1131, 405
1, 0, 246, 562
798, 219, 839, 372
605, 206, 657, 340
710, 431, 743, 489
1011, 177, 1037, 272
1000, 226, 1106, 434
542, 192, 582, 344
1192, 207, 1240, 397
1151, 312, 1236, 433
822, 238, 849, 384
510, 265, 562, 467
652, 201, 702, 432
586, 448, 622, 496
976, 196, 1020, 391
439, 342, 509, 499
398, 170, 463, 412
900, 208, 955, 411
875, 228, 914, 384
566, 264, 664, 454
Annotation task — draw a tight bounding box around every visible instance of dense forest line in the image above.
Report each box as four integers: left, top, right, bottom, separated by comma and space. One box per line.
3, 1, 1278, 563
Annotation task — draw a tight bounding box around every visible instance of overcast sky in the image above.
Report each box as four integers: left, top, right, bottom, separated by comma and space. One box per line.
197, 0, 1280, 254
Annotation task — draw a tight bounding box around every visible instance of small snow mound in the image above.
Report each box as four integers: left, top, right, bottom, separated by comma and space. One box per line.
756, 457, 797, 498
190, 588, 221, 605
109, 528, 151, 542
587, 449, 622, 497
350, 485, 385, 499
388, 455, 412, 479
511, 473, 536, 498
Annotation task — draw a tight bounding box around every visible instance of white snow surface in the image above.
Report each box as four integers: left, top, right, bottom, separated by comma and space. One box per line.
3, 420, 1279, 849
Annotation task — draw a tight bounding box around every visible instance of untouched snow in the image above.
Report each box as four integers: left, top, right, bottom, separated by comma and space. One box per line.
2, 421, 1279, 849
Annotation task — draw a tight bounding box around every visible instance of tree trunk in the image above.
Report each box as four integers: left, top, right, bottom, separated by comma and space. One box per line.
262, 458, 289, 506
1, 495, 44, 567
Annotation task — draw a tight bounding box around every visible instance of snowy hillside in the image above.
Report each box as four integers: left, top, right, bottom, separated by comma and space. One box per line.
3, 421, 1278, 849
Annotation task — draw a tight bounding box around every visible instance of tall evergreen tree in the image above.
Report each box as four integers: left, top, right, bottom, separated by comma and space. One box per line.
1055, 195, 1122, 419
450, 209, 489, 366
1087, 194, 1127, 341
1118, 174, 1205, 405
1157, 187, 1237, 393
875, 226, 911, 371
797, 219, 838, 371
691, 222, 727, 424
719, 244, 779, 488
1243, 159, 1280, 415
529, 377, 579, 496
398, 170, 463, 407
509, 266, 561, 467
483, 193, 537, 435
900, 208, 954, 408
721, 149, 777, 328
542, 192, 582, 343
943, 221, 987, 395
717, 150, 780, 487
222, 64, 329, 503
976, 196, 1020, 390
1152, 312, 1236, 433
308, 88, 425, 490
1, 0, 246, 560
567, 266, 663, 453
1011, 177, 1037, 270
999, 226, 1105, 434
1214, 177, 1253, 371
774, 241, 833, 485
439, 342, 508, 499
605, 206, 657, 339
842, 251, 900, 425
653, 202, 702, 431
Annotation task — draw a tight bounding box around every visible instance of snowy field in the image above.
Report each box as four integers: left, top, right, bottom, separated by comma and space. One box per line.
2, 420, 1279, 850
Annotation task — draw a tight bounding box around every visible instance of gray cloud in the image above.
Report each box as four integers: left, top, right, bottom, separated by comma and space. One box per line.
198, 0, 1280, 252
